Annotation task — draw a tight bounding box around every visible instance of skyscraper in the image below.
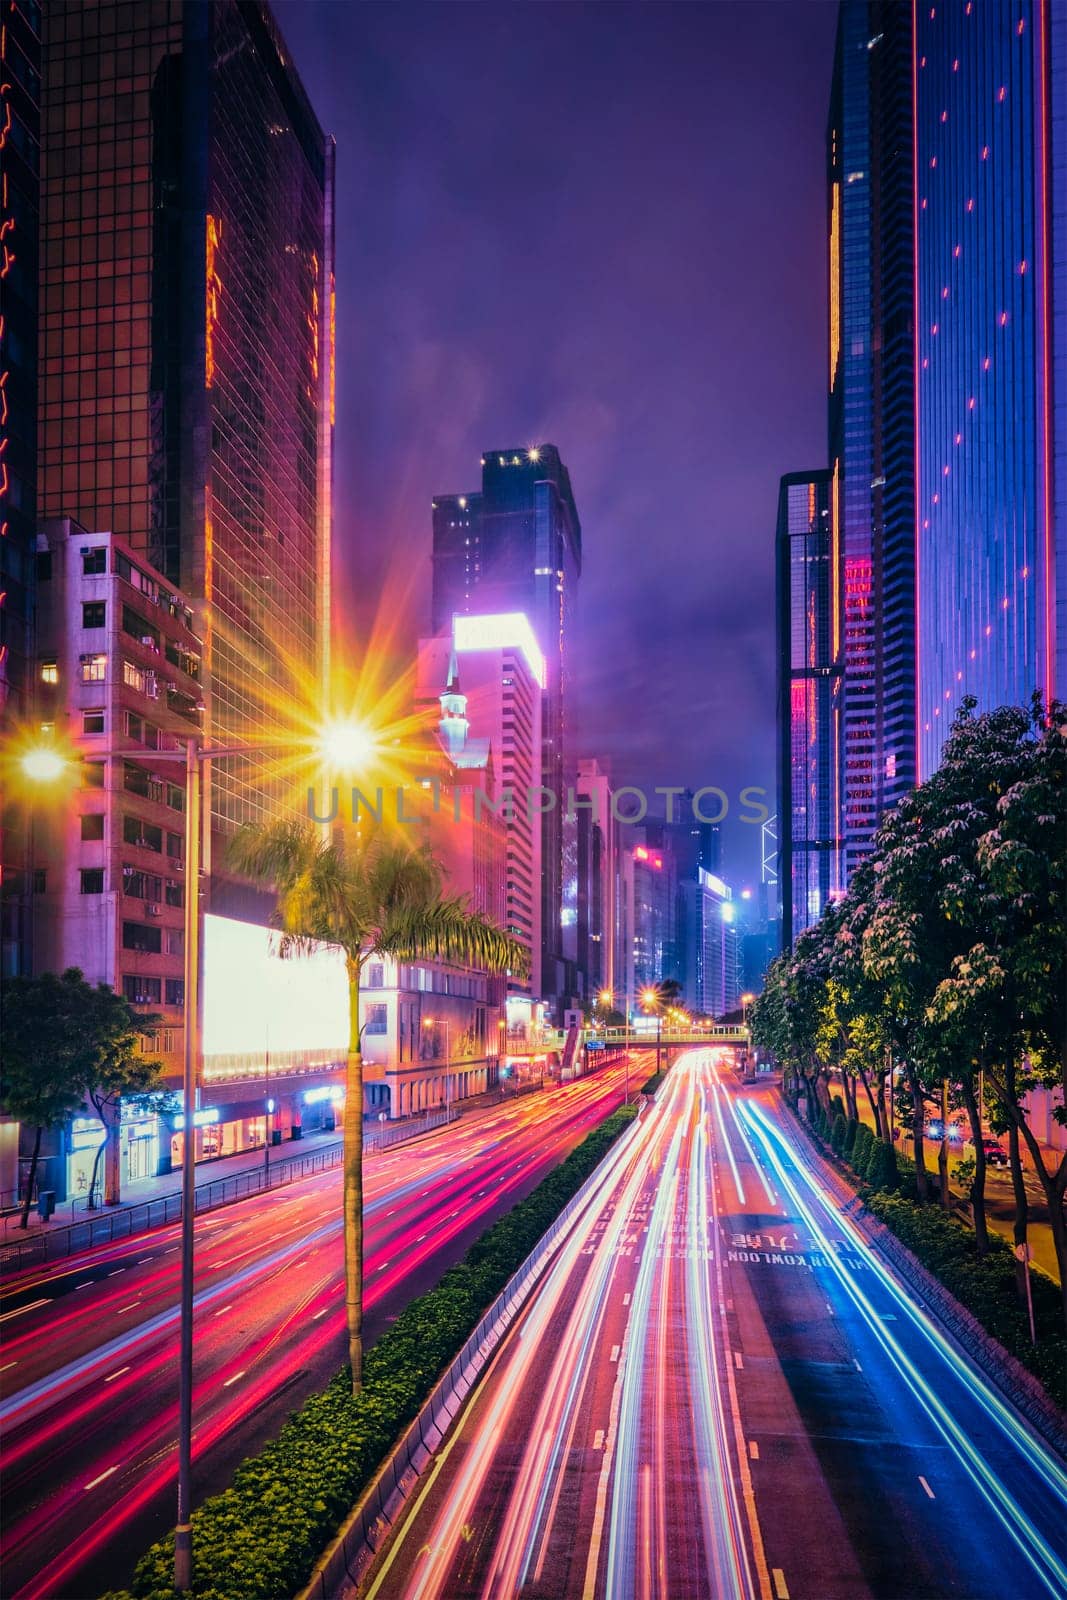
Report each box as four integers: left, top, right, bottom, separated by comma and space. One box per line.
829, 0, 916, 875
776, 470, 844, 947
38, 0, 334, 833
432, 446, 582, 1008
0, 0, 41, 979
913, 0, 1065, 774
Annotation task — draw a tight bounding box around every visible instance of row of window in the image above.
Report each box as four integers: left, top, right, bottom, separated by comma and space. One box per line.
122, 975, 185, 1008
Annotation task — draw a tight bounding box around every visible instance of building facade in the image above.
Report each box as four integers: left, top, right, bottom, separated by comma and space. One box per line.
573, 758, 619, 1003
431, 447, 582, 1008
0, 0, 41, 987
37, 0, 334, 833
829, 0, 917, 871
678, 867, 739, 1019
776, 470, 844, 947
913, 0, 1066, 775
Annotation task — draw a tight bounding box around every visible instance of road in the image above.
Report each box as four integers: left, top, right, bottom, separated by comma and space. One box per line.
0, 1056, 649, 1600
364, 1049, 1067, 1600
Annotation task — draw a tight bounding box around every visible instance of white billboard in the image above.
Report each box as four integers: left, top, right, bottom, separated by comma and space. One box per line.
201, 914, 349, 1057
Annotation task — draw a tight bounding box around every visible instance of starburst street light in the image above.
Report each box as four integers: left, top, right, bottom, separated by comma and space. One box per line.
19, 746, 67, 783
316, 717, 378, 773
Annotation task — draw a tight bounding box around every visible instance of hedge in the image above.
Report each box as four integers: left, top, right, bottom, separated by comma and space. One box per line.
101, 1102, 641, 1600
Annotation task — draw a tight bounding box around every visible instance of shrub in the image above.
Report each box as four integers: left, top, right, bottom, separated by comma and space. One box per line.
867, 1139, 899, 1192
829, 1114, 847, 1155
106, 1101, 641, 1600
851, 1123, 874, 1176
843, 1118, 859, 1156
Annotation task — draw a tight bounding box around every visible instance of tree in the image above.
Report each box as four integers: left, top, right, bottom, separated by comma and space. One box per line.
0, 969, 106, 1227
79, 986, 167, 1207
229, 821, 527, 1391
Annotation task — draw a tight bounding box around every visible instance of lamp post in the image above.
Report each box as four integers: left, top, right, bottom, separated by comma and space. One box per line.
641, 987, 662, 1077
20, 713, 372, 1593
600, 986, 632, 1103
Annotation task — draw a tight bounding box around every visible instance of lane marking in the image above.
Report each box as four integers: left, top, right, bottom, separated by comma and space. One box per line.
312, 1307, 329, 1320
733, 1349, 744, 1369
853, 1358, 863, 1371
622, 1292, 631, 1306
74, 1282, 92, 1291
593, 1428, 605, 1450
0, 1360, 17, 1373
919, 1475, 935, 1499
772, 1571, 790, 1599
222, 1370, 246, 1388
106, 1269, 125, 1277
136, 1256, 153, 1264
0, 1298, 50, 1323
749, 1439, 760, 1459
213, 1304, 232, 1317
83, 1465, 118, 1491
103, 1365, 130, 1383
609, 1344, 620, 1363
117, 1301, 141, 1312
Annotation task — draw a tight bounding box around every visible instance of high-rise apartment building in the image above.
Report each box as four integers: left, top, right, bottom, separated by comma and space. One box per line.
416, 614, 544, 1002
573, 758, 619, 1002
0, 0, 41, 981
38, 0, 334, 833
776, 471, 844, 947
913, 0, 1065, 775
829, 0, 916, 873
678, 868, 739, 1019
431, 446, 581, 1007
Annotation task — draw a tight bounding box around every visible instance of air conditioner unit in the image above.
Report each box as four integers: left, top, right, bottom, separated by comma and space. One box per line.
145, 902, 162, 916
169, 856, 184, 870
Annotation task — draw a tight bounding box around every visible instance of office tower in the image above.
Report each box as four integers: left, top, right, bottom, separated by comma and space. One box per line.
38, 1, 334, 832
776, 471, 844, 947
619, 832, 678, 1003
0, 0, 41, 982
416, 614, 544, 1003
678, 868, 739, 1019
913, 0, 1065, 775
573, 758, 619, 1002
829, 0, 916, 874
431, 446, 582, 1007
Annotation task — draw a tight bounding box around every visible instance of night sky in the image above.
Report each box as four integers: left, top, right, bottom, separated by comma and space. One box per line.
279, 0, 838, 882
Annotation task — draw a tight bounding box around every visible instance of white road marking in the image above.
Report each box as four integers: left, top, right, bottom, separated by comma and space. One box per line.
74, 1282, 92, 1290
83, 1466, 118, 1491
222, 1370, 246, 1388
137, 1256, 153, 1264
0, 1360, 17, 1373
312, 1307, 329, 1320
107, 1269, 125, 1277
733, 1350, 744, 1369
593, 1428, 605, 1450
0, 1298, 50, 1322
622, 1292, 631, 1306
919, 1475, 935, 1499
214, 1304, 232, 1317
609, 1345, 620, 1362
772, 1570, 790, 1599
117, 1301, 141, 1312
853, 1358, 863, 1371
749, 1440, 760, 1459
104, 1365, 131, 1383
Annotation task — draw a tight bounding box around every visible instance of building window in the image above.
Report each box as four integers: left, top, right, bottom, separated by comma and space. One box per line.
82, 547, 107, 576
81, 813, 105, 841
123, 921, 162, 955
122, 660, 145, 693
122, 815, 163, 853
366, 963, 385, 989
39, 658, 59, 685
82, 602, 107, 629
80, 869, 105, 895
83, 762, 106, 790
83, 709, 105, 735
36, 551, 53, 581
166, 784, 185, 813
164, 880, 184, 908
81, 654, 107, 683
124, 867, 162, 901
166, 832, 183, 860
364, 1004, 388, 1035
123, 975, 162, 1005
165, 979, 185, 1007
32, 869, 46, 894
165, 928, 185, 957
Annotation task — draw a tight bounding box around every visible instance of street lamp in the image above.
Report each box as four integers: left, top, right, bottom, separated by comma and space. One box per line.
19, 714, 372, 1592
641, 986, 663, 1076
598, 987, 633, 1102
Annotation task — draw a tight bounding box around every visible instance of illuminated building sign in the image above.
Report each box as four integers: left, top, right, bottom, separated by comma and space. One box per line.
304, 1085, 344, 1106
453, 612, 546, 689
201, 914, 348, 1062
173, 1108, 221, 1131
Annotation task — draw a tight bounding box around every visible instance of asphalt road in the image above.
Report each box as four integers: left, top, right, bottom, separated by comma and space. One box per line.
0, 1056, 650, 1600
363, 1050, 1067, 1600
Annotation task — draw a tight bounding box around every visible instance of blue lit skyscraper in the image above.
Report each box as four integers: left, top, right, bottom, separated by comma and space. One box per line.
776, 471, 844, 947
829, 1, 917, 876
914, 0, 1066, 776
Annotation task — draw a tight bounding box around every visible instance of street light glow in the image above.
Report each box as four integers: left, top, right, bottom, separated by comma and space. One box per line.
20, 746, 68, 783
316, 717, 377, 773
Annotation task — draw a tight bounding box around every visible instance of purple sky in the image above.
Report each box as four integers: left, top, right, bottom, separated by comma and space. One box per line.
280, 0, 838, 881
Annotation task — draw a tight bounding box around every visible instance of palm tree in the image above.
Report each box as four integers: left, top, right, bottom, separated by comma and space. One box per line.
229, 820, 528, 1391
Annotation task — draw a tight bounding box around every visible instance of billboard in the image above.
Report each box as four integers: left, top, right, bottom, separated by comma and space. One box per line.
201, 914, 349, 1057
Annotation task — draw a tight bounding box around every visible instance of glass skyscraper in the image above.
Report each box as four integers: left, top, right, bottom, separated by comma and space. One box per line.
776, 471, 844, 947
914, 0, 1065, 776
432, 446, 582, 1007
829, 0, 917, 876
38, 1, 334, 831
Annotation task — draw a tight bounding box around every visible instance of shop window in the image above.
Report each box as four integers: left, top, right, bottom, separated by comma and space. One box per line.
80, 868, 105, 894
82, 601, 107, 629
81, 813, 105, 841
